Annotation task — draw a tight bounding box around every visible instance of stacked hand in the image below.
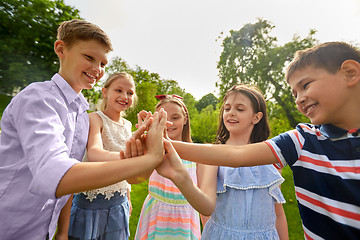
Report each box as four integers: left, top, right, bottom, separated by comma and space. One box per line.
120, 110, 153, 159
120, 109, 185, 183
121, 109, 168, 164
155, 139, 187, 182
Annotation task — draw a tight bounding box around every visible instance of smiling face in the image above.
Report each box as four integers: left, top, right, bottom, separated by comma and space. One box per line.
55, 39, 109, 94
159, 102, 187, 141
289, 66, 349, 126
102, 76, 135, 114
222, 92, 262, 142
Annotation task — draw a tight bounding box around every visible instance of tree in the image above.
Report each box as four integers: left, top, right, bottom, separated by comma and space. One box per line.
0, 0, 81, 95
191, 105, 219, 143
195, 93, 219, 112
217, 18, 317, 128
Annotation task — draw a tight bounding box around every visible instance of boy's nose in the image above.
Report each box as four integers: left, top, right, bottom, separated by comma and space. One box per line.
93, 63, 103, 75
295, 94, 306, 105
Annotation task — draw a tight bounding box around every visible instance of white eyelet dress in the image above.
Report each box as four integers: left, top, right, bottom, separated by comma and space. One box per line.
68, 111, 132, 240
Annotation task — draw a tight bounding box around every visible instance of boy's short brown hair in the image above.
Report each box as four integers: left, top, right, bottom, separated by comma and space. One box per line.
286, 41, 360, 82
57, 19, 113, 52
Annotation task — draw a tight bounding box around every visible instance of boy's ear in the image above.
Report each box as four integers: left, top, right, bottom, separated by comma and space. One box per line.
341, 60, 360, 87
54, 40, 65, 58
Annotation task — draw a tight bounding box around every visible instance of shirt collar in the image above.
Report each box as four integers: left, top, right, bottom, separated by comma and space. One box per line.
319, 124, 360, 139
52, 73, 89, 112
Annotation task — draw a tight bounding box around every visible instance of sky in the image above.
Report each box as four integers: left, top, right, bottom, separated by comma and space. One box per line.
64, 0, 360, 100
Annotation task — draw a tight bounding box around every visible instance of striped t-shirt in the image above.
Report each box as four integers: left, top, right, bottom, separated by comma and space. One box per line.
266, 123, 360, 239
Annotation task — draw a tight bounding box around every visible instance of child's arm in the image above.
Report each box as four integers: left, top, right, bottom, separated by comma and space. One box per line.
88, 111, 154, 184
197, 163, 217, 225
275, 203, 289, 240
54, 194, 73, 240
171, 140, 278, 167
55, 109, 167, 198
85, 113, 127, 162
120, 137, 154, 184
156, 140, 217, 216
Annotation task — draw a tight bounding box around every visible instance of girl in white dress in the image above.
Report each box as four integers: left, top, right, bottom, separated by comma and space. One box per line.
68, 72, 141, 240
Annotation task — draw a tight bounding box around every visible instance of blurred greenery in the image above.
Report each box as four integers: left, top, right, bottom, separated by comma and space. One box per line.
0, 0, 81, 95
281, 166, 304, 240
0, 94, 12, 125
129, 181, 149, 239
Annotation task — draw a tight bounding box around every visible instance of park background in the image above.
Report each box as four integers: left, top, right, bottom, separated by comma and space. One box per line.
1, 0, 360, 239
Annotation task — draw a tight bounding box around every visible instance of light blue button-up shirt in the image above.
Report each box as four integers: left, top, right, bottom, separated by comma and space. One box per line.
0, 73, 89, 239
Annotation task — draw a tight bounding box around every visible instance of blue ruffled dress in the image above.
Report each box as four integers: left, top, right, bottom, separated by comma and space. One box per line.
201, 165, 285, 240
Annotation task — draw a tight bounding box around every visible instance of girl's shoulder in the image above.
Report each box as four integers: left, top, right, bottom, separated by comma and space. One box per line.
88, 111, 104, 128
88, 111, 102, 121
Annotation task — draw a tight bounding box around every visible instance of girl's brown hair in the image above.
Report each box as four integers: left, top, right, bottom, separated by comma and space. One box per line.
215, 84, 270, 144
155, 95, 192, 143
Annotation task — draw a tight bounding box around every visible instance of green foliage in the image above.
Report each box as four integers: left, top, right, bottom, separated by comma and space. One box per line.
183, 93, 197, 122
191, 105, 219, 143
217, 18, 318, 128
195, 93, 219, 112
0, 94, 12, 123
281, 166, 304, 240
0, 0, 80, 95
267, 101, 310, 137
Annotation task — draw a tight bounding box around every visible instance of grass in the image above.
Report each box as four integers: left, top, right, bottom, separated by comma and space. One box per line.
281, 165, 304, 240
129, 181, 149, 239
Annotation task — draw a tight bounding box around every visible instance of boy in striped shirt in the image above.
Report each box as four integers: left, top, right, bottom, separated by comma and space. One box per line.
169, 41, 360, 239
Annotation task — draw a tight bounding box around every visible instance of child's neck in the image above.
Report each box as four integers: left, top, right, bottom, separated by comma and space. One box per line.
102, 108, 123, 124
170, 136, 182, 141
226, 134, 250, 146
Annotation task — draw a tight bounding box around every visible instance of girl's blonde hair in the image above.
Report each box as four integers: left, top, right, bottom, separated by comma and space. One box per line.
155, 95, 192, 143
100, 72, 137, 114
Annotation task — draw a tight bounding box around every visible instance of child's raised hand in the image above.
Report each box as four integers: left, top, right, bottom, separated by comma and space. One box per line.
132, 111, 153, 140
156, 139, 186, 181
145, 109, 167, 160
135, 110, 152, 129
120, 137, 144, 159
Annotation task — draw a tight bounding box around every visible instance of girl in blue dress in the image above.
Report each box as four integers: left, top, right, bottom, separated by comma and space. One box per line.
156, 84, 289, 239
